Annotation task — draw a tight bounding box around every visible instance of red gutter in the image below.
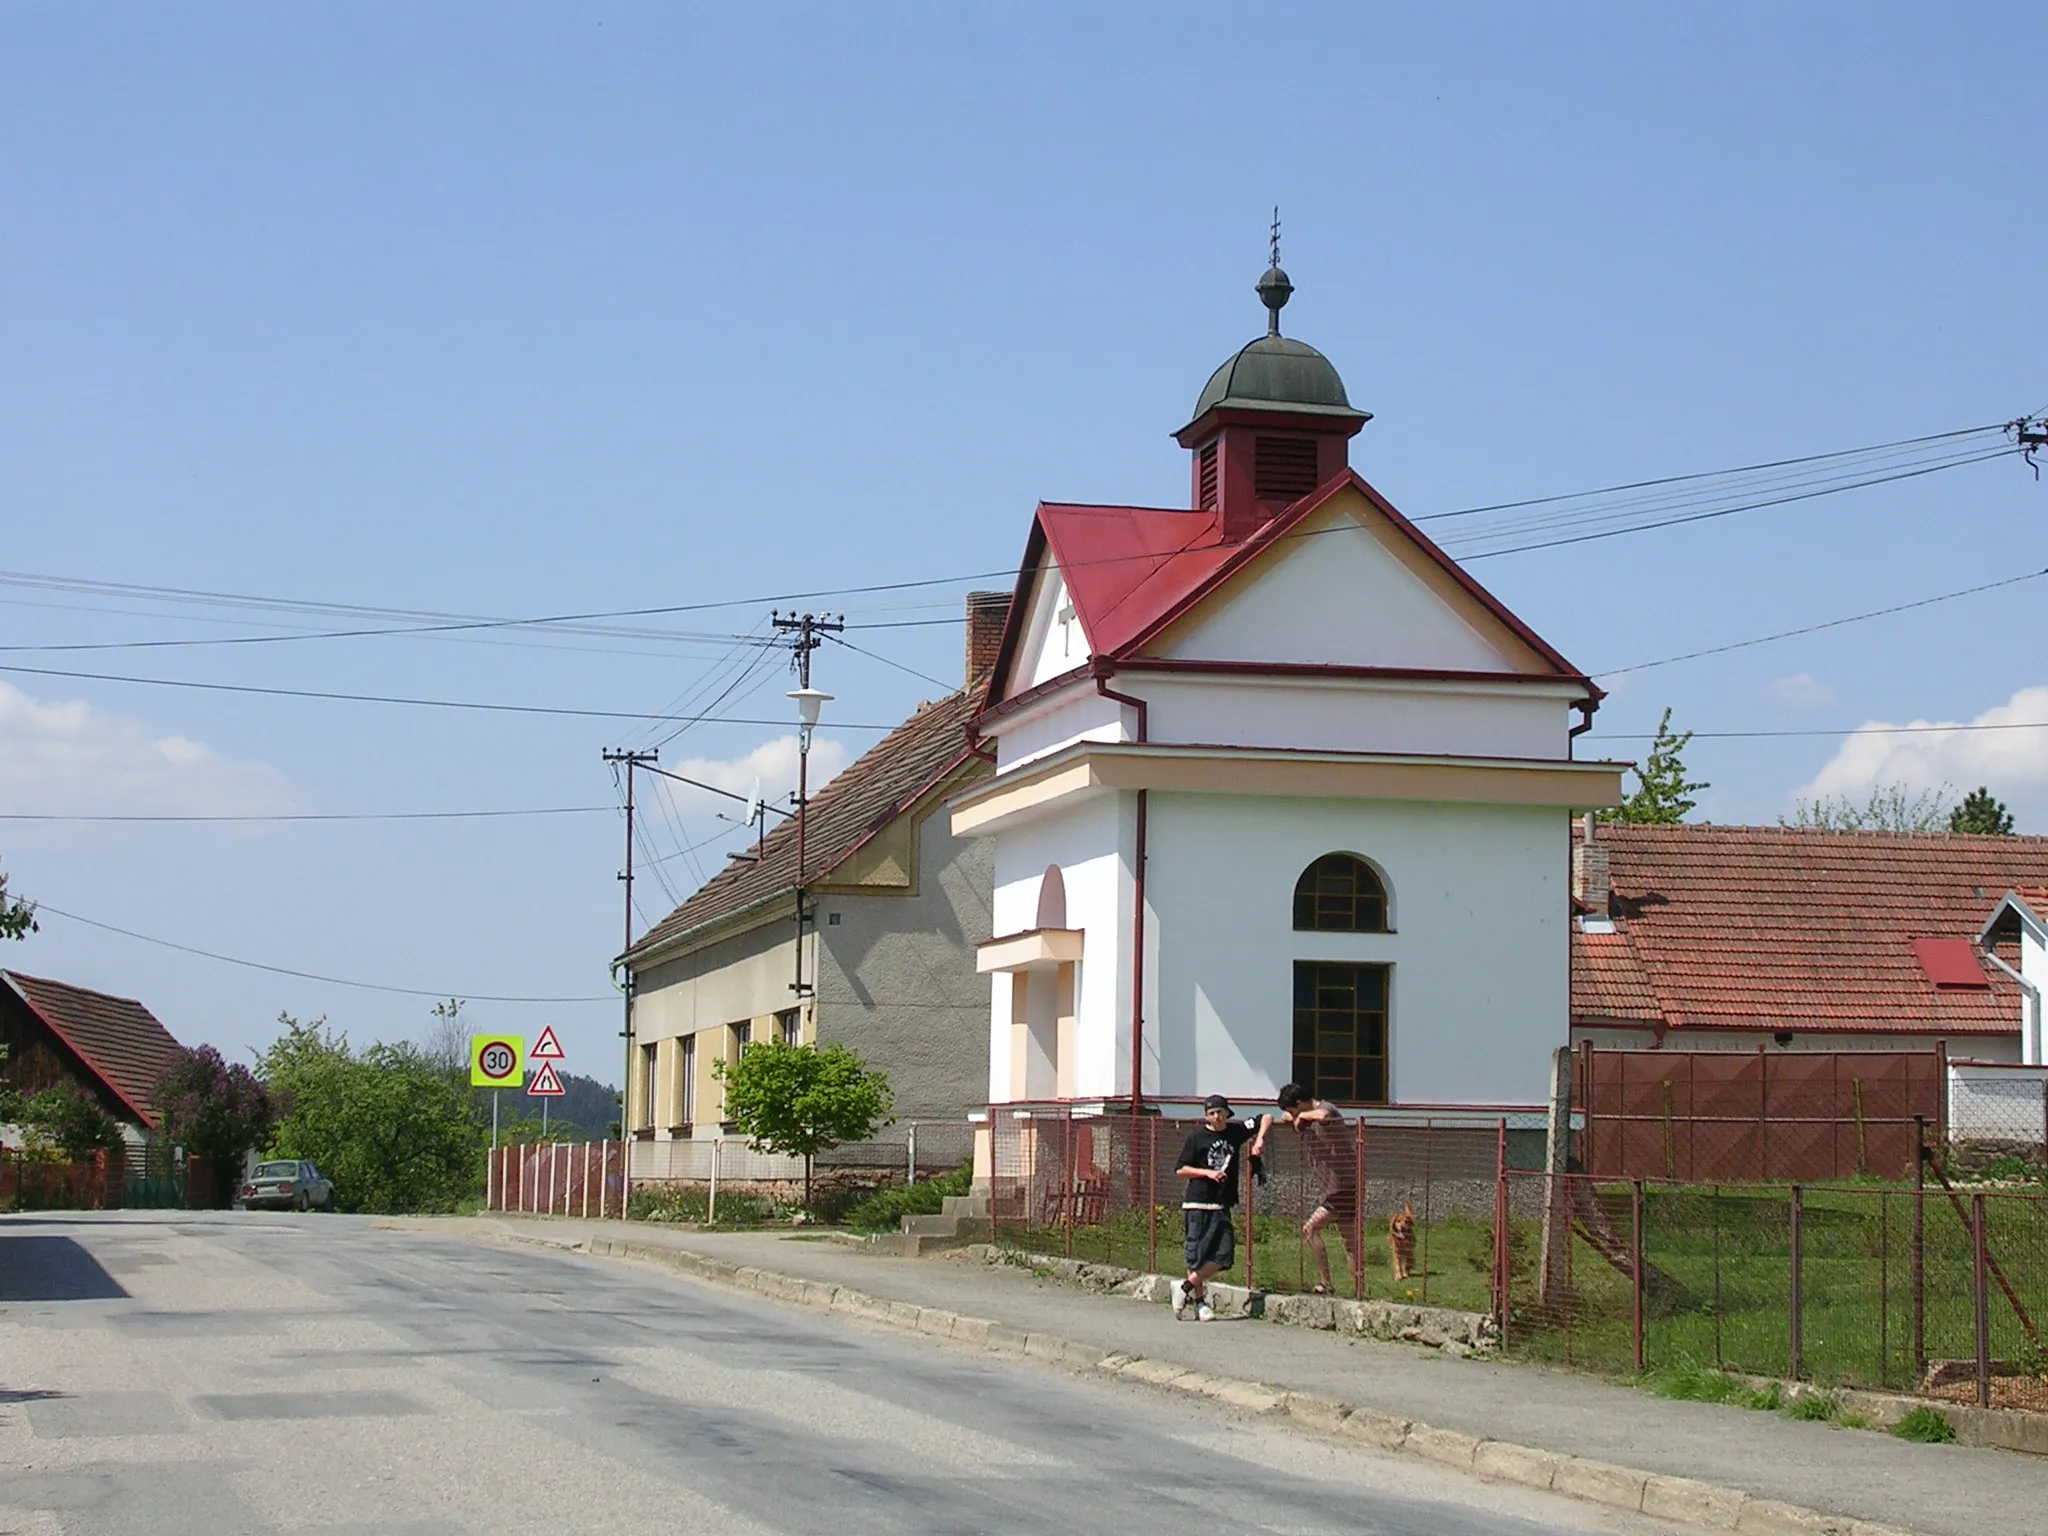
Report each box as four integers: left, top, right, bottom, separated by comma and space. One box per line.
1093, 663, 1150, 1112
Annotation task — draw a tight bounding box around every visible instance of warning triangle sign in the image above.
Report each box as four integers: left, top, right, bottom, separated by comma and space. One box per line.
530, 1026, 565, 1060
527, 1060, 566, 1097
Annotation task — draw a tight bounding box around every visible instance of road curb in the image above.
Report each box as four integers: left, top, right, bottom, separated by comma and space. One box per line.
491, 1225, 1923, 1536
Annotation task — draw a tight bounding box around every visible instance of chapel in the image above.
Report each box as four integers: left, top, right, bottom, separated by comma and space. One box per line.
955, 261, 1626, 1120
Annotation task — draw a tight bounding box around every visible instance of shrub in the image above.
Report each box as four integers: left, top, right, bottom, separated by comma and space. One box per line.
1892, 1406, 1956, 1444
20, 1084, 122, 1159
842, 1164, 973, 1231
626, 1184, 775, 1227
1785, 1391, 1839, 1422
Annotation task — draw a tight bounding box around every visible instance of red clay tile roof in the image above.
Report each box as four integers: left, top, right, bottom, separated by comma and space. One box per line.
3, 970, 183, 1128
1005, 470, 1593, 678
625, 687, 986, 963
1571, 824, 2048, 1038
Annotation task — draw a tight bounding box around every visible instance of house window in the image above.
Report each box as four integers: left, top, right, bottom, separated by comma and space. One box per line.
1293, 853, 1389, 932
777, 1008, 801, 1047
1292, 962, 1388, 1104
639, 1043, 658, 1129
678, 1034, 696, 1128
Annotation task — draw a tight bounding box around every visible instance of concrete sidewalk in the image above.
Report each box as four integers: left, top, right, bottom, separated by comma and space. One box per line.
442, 1216, 2024, 1536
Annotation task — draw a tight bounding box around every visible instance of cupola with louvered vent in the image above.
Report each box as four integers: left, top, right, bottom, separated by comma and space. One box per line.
1175, 262, 1370, 539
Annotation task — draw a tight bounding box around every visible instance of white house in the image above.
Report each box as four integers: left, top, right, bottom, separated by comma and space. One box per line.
952, 263, 1625, 1132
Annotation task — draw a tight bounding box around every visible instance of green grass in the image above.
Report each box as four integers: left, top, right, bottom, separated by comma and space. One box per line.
1644, 1360, 1782, 1410
1784, 1390, 1840, 1422
841, 1164, 972, 1231
1891, 1406, 1957, 1444
1502, 1182, 2048, 1396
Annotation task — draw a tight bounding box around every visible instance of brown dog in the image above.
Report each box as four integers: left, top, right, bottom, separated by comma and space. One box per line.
1387, 1204, 1417, 1282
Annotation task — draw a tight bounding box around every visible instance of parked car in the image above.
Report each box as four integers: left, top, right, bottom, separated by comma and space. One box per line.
236, 1159, 335, 1212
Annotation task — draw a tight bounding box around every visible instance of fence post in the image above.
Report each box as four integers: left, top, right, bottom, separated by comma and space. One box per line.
486, 1146, 497, 1211
1630, 1180, 1645, 1373
1062, 1109, 1074, 1260
709, 1138, 720, 1224
1789, 1184, 1804, 1382
1912, 1116, 1926, 1381
1420, 1120, 1434, 1303
1973, 1193, 1992, 1410
1540, 1045, 1573, 1305
1353, 1115, 1367, 1300
1494, 1118, 1509, 1347
907, 1123, 918, 1187
1146, 1116, 1158, 1276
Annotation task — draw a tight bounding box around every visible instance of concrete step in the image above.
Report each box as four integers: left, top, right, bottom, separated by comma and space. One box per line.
939, 1193, 990, 1220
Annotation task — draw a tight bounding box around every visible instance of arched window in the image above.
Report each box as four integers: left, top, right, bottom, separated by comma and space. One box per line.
1034, 865, 1067, 930
1292, 854, 1388, 933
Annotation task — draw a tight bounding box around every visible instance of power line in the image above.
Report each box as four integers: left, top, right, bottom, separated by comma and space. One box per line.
0, 806, 612, 823
2, 419, 2022, 651
0, 660, 901, 729
26, 900, 613, 1003
825, 629, 955, 691
1597, 568, 2048, 678
1588, 719, 2048, 743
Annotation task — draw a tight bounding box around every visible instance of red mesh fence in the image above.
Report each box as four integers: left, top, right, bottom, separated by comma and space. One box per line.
1500, 1168, 2048, 1410
485, 1141, 627, 1218
0, 1149, 121, 1211
988, 1107, 1536, 1311
1574, 1046, 1946, 1182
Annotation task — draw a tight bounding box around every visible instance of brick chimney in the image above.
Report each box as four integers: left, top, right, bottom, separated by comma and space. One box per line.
1572, 813, 1611, 917
965, 590, 1011, 688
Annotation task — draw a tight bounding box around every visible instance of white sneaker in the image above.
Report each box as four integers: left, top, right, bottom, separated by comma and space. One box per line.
1171, 1280, 1190, 1319
1196, 1299, 1216, 1323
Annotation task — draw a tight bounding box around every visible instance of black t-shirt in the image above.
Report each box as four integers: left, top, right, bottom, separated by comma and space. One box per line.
1179, 1120, 1256, 1209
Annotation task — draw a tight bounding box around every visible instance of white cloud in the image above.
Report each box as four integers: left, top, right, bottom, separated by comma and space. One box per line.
643, 735, 852, 825
0, 681, 295, 817
1767, 673, 1835, 710
1793, 685, 2048, 812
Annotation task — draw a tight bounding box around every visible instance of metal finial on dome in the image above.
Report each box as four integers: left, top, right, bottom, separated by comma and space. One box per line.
1257, 205, 1292, 336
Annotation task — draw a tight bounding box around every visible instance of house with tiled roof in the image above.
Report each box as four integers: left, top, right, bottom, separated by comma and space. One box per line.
0, 970, 184, 1144
1568, 820, 2048, 1056
619, 596, 1008, 1153
953, 263, 1627, 1123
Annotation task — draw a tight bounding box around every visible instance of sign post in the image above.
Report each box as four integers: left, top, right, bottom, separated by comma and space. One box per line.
470, 1035, 525, 1151
530, 1027, 566, 1139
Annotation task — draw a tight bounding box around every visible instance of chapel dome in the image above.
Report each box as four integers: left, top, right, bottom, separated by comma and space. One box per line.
1192, 333, 1356, 419
1186, 263, 1366, 424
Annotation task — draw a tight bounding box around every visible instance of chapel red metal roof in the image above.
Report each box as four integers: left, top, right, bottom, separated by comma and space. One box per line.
2, 970, 183, 1128
1571, 824, 2048, 1038
1010, 470, 1596, 681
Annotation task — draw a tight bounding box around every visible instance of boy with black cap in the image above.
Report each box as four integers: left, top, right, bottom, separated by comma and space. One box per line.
1172, 1094, 1269, 1321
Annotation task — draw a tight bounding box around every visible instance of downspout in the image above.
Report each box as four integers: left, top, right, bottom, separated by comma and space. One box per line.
1977, 942, 2043, 1066
1094, 663, 1150, 1112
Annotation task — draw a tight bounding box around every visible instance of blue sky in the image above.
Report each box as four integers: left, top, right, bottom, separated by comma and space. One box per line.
2, 6, 2042, 1077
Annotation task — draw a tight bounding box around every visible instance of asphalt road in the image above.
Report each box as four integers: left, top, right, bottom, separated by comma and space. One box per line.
0, 1213, 1685, 1536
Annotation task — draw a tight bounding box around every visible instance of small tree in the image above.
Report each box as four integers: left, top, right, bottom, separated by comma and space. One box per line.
716, 1041, 893, 1212
154, 1046, 276, 1200
1604, 707, 1709, 824
0, 860, 35, 942
1950, 786, 2016, 836
21, 1083, 121, 1159
1785, 783, 1953, 834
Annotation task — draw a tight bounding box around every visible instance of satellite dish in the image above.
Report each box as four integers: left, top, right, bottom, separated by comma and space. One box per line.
745, 779, 763, 829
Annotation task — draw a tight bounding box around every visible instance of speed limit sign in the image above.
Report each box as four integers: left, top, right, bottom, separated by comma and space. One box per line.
469, 1034, 525, 1087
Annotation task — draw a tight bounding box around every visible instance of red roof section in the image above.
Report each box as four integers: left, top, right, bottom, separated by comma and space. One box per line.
1571, 825, 2048, 1038
3, 970, 183, 1128
1912, 937, 1991, 990
1029, 471, 1593, 680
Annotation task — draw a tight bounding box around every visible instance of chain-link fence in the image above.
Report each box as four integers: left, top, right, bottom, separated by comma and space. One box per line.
988, 1105, 1540, 1311
1499, 1165, 2048, 1410
1946, 1063, 2048, 1175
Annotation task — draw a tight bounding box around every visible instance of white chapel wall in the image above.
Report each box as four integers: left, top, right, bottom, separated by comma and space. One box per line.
1136, 673, 1574, 760
1142, 792, 1570, 1108
987, 793, 1130, 1103
1157, 505, 1519, 673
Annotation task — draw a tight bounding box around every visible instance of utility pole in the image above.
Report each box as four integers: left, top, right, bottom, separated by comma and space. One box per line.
771, 611, 842, 1002
603, 747, 658, 1152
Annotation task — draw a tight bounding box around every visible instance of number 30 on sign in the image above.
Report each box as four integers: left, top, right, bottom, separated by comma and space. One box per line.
469, 1035, 525, 1087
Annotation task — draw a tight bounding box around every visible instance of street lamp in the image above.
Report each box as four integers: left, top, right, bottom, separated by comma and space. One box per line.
789, 686, 831, 1000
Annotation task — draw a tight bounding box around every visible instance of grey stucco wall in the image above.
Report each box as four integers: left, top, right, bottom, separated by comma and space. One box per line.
816, 809, 993, 1122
